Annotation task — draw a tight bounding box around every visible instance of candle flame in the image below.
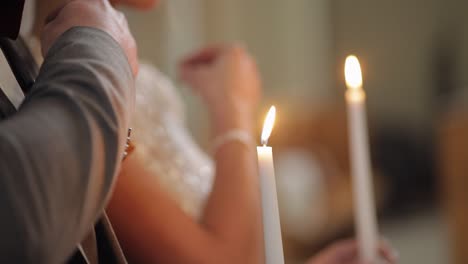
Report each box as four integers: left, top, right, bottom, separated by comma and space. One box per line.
261, 106, 276, 146
345, 55, 363, 90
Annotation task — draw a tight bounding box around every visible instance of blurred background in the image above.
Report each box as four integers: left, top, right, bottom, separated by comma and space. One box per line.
121, 0, 468, 263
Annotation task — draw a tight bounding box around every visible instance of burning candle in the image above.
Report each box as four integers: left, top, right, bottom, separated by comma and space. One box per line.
257, 106, 284, 264
344, 55, 379, 263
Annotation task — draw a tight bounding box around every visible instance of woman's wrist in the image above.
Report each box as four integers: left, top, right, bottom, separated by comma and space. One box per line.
210, 101, 257, 133
211, 129, 256, 155
211, 111, 255, 137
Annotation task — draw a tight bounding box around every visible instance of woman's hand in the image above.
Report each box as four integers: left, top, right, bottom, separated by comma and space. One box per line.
179, 45, 261, 136
306, 239, 399, 264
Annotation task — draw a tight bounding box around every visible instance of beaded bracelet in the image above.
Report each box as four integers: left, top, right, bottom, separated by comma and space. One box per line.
211, 129, 255, 155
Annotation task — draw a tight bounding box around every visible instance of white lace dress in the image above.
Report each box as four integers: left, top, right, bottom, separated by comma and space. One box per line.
131, 63, 214, 219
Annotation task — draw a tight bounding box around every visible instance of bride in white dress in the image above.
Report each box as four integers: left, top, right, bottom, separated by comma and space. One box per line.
11, 0, 397, 263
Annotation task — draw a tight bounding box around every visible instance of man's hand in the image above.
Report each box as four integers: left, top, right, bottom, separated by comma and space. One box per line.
41, 0, 138, 76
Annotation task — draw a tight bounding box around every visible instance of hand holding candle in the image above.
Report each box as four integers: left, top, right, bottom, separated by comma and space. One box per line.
344, 55, 379, 263
257, 106, 284, 264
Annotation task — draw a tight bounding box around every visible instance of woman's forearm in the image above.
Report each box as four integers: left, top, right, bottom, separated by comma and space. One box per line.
202, 123, 264, 263
180, 44, 264, 262
108, 44, 264, 263
107, 140, 263, 264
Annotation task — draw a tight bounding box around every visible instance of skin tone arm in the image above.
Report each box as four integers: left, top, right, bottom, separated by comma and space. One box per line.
107, 45, 264, 264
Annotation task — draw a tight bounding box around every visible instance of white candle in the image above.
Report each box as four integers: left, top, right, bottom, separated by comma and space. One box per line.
344, 55, 379, 263
257, 106, 284, 264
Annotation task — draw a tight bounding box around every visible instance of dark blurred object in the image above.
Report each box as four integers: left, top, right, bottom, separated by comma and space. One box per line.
432, 30, 465, 264
438, 108, 468, 264
370, 30, 460, 215
373, 124, 436, 213
0, 36, 38, 118
0, 0, 32, 116
0, 89, 16, 118
0, 37, 39, 94
432, 32, 459, 109
0, 0, 25, 39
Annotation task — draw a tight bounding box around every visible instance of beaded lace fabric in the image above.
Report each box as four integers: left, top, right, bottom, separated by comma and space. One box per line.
132, 63, 214, 219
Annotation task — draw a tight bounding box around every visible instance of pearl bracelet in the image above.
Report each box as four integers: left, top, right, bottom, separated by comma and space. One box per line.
211, 129, 255, 155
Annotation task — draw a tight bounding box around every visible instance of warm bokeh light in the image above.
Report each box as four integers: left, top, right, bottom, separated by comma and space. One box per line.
261, 106, 276, 145
345, 55, 363, 90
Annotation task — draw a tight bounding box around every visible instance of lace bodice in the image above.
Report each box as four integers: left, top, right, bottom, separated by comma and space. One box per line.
132, 63, 214, 219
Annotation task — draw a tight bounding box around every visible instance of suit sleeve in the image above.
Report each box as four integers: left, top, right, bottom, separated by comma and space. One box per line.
0, 27, 134, 263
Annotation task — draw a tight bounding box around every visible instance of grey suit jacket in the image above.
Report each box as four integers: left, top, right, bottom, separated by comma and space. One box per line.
0, 27, 133, 264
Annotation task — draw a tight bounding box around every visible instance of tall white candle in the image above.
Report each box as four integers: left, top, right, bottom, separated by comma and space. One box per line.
344, 55, 379, 263
257, 106, 284, 264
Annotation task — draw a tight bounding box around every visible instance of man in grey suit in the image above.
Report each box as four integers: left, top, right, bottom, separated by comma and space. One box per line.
0, 0, 137, 263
